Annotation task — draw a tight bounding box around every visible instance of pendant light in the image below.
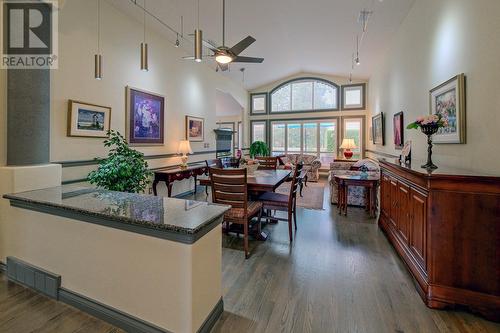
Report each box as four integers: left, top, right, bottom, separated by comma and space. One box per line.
95, 0, 102, 79
355, 35, 360, 66
140, 0, 148, 71
194, 0, 202, 62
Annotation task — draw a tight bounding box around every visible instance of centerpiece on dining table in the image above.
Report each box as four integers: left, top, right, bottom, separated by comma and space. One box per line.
239, 158, 259, 175
407, 114, 448, 170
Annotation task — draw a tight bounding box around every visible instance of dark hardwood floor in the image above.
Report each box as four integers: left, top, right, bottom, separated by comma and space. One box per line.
1, 179, 499, 332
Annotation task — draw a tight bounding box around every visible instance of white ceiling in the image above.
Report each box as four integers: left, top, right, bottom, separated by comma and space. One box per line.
109, 0, 415, 89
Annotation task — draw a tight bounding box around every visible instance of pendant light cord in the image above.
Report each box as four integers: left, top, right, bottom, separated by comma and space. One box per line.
222, 0, 225, 46
97, 0, 100, 53
143, 0, 146, 43
197, 0, 200, 29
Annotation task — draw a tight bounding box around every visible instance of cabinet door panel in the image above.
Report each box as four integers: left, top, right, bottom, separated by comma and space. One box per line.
410, 189, 427, 269
381, 175, 391, 218
397, 182, 410, 244
389, 178, 398, 227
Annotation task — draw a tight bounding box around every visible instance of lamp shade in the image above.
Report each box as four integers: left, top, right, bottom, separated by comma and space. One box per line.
340, 138, 357, 149
178, 140, 193, 154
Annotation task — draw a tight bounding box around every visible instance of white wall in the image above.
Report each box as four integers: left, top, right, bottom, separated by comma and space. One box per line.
367, 0, 500, 174
52, 0, 248, 185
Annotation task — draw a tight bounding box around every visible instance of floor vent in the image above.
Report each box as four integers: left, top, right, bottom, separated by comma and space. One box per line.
6, 257, 61, 300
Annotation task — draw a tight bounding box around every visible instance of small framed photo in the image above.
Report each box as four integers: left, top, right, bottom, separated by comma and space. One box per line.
372, 112, 385, 145
393, 111, 404, 149
67, 100, 111, 138
186, 116, 204, 142
126, 86, 165, 145
400, 140, 412, 164
429, 73, 466, 144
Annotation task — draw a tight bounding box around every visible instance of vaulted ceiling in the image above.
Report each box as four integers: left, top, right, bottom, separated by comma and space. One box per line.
109, 0, 415, 89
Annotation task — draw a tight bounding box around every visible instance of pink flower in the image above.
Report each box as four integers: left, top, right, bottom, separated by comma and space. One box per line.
416, 116, 424, 123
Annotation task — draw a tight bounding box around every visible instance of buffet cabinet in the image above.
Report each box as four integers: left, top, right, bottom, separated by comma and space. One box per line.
378, 159, 500, 321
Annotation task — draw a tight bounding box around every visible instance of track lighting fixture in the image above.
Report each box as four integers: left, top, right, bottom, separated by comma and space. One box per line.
355, 35, 360, 66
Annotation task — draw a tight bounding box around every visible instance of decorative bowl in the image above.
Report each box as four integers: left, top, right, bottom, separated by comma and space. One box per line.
241, 163, 259, 175
420, 124, 439, 136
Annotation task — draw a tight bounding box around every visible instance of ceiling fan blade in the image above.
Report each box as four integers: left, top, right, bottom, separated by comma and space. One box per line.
230, 36, 256, 56
187, 33, 219, 52
233, 56, 264, 63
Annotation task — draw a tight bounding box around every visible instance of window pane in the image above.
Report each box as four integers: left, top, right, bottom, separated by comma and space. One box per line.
252, 95, 266, 113
271, 123, 286, 153
344, 119, 362, 158
271, 85, 291, 112
314, 82, 336, 109
303, 123, 317, 153
343, 85, 364, 108
291, 81, 313, 111
252, 123, 266, 142
320, 122, 337, 153
287, 123, 301, 153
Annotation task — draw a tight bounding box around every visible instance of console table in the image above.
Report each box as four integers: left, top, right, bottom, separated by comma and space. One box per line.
153, 164, 207, 197
378, 158, 500, 321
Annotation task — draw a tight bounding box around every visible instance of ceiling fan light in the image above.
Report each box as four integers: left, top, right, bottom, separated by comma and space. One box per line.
215, 53, 233, 64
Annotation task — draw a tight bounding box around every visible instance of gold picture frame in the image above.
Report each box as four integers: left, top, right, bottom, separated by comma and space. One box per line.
429, 73, 466, 144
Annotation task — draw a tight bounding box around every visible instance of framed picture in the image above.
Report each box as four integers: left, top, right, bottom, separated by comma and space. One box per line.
126, 86, 165, 145
372, 112, 385, 145
186, 116, 204, 142
429, 73, 466, 144
400, 140, 412, 164
67, 100, 111, 138
393, 111, 404, 149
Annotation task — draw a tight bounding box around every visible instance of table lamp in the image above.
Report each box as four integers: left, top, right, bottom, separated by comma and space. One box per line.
339, 138, 357, 159
178, 140, 193, 169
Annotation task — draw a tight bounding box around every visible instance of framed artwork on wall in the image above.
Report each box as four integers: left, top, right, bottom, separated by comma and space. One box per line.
393, 111, 404, 149
67, 100, 111, 138
372, 112, 385, 145
429, 73, 466, 144
126, 86, 165, 145
186, 116, 204, 142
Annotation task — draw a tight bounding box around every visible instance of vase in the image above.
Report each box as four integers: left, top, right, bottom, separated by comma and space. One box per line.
420, 124, 439, 170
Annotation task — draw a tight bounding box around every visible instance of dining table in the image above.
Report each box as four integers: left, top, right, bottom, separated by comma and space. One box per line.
199, 169, 292, 241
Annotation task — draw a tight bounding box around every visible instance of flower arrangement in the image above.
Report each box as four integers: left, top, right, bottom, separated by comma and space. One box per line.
406, 114, 448, 130
239, 157, 259, 174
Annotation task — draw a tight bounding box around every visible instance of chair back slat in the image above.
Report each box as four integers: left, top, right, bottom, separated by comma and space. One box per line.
209, 167, 248, 211
256, 156, 278, 170
289, 163, 304, 205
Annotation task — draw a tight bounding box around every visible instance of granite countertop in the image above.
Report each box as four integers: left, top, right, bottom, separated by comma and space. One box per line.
3, 185, 230, 244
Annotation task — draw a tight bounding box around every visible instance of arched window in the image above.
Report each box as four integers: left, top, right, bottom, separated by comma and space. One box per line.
270, 78, 339, 113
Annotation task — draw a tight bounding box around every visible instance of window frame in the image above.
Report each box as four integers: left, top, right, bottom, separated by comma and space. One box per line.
269, 77, 340, 114
269, 117, 341, 159
250, 93, 268, 115
340, 115, 366, 159
341, 83, 366, 110
250, 120, 268, 144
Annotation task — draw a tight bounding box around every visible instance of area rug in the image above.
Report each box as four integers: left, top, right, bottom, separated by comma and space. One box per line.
275, 182, 325, 210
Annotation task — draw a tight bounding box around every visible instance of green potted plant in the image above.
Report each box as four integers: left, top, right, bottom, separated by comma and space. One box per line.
249, 141, 269, 158
88, 130, 153, 193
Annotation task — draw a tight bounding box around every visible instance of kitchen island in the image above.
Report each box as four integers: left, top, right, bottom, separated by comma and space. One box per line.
2, 185, 229, 333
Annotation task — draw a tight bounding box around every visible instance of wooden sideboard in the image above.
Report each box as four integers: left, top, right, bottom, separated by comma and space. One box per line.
378, 159, 500, 321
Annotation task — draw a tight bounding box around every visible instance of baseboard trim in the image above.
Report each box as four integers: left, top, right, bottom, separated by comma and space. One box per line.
59, 288, 172, 333
198, 298, 224, 333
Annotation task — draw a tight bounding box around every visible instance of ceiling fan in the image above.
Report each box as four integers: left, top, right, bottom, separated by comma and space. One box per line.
184, 0, 264, 71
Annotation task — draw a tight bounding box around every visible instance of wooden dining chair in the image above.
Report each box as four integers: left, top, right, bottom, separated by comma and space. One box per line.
258, 163, 303, 242
256, 156, 278, 170
208, 167, 263, 259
